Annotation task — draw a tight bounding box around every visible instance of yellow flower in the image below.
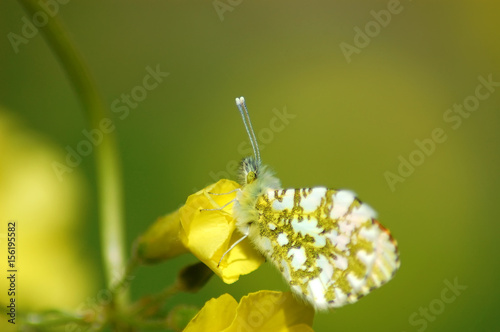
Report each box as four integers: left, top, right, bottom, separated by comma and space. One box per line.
184, 291, 315, 332
0, 108, 97, 331
135, 179, 263, 283
179, 179, 264, 284
134, 209, 189, 264
134, 179, 263, 283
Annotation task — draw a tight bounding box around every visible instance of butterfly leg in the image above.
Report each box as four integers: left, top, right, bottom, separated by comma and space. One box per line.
217, 227, 249, 267
207, 188, 241, 195
200, 188, 241, 211
199, 198, 236, 212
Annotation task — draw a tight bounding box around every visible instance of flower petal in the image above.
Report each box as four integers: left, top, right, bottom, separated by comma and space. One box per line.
179, 179, 264, 283
222, 291, 315, 332
184, 291, 315, 332
134, 209, 189, 264
183, 294, 238, 332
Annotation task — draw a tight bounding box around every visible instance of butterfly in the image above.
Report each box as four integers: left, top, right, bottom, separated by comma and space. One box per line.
222, 96, 400, 310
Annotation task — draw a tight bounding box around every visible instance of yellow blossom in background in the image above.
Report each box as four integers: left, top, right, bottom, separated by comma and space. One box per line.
134, 208, 189, 264
183, 293, 238, 332
179, 179, 264, 284
0, 108, 96, 331
184, 291, 315, 332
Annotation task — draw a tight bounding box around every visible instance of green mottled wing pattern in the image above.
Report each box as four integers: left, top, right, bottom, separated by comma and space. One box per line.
253, 187, 400, 310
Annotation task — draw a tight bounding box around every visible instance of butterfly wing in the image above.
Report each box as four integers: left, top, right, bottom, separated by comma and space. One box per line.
254, 187, 400, 310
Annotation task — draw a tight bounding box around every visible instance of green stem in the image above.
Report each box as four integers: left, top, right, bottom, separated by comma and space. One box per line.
129, 284, 180, 318
18, 0, 129, 312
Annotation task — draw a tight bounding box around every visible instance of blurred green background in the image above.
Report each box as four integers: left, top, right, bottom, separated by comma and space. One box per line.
1, 1, 499, 331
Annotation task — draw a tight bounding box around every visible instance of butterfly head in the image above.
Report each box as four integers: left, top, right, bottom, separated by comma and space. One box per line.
240, 156, 260, 185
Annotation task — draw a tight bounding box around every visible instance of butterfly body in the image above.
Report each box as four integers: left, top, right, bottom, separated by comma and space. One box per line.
230, 97, 399, 311
233, 156, 399, 310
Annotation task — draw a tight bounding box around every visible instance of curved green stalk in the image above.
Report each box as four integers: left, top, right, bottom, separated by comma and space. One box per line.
18, 0, 129, 313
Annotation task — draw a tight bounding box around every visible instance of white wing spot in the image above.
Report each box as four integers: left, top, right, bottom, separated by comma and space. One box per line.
307, 278, 328, 309
333, 288, 348, 307
357, 250, 376, 268
359, 224, 379, 242
333, 254, 348, 270
288, 247, 307, 270
350, 203, 377, 225
317, 254, 334, 286
300, 188, 326, 213
371, 273, 382, 287
270, 190, 294, 211
291, 217, 326, 247
277, 233, 289, 246
347, 273, 365, 292
338, 220, 356, 237
330, 190, 356, 219
326, 229, 350, 251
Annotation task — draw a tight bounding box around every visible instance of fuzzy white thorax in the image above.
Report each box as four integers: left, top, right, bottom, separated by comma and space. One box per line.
233, 156, 281, 237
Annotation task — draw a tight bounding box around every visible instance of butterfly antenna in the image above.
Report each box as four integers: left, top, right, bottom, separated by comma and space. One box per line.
235, 96, 261, 163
